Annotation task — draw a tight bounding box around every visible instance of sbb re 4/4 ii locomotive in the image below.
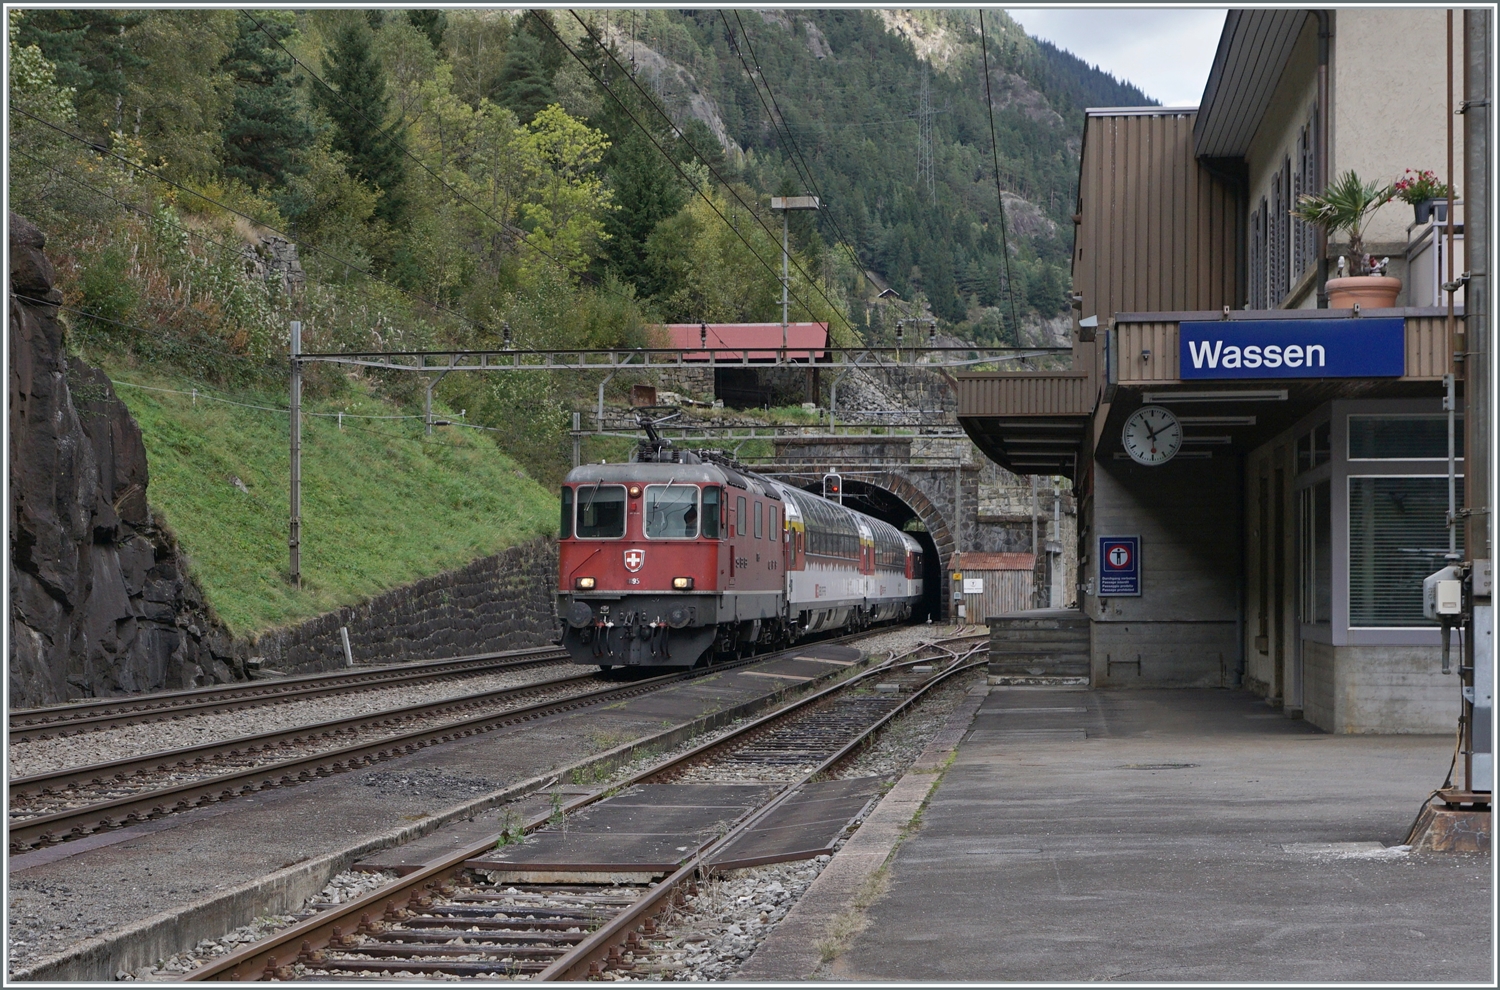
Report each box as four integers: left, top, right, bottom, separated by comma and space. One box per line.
557, 429, 924, 669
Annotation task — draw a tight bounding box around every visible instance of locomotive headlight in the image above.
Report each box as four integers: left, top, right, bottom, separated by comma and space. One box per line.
628, 485, 642, 498
575, 576, 596, 590
672, 576, 694, 590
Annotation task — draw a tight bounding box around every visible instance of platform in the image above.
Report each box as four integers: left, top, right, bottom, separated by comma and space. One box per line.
752, 688, 1492, 983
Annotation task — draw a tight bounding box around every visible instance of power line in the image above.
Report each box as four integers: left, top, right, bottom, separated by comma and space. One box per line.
978, 10, 1023, 341
13, 106, 489, 336
238, 11, 639, 310
558, 12, 855, 338
543, 13, 840, 339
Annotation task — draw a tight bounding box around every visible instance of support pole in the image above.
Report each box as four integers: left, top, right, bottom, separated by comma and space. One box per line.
1462, 7, 1492, 794
781, 209, 789, 352
597, 372, 616, 431
572, 411, 582, 468
289, 320, 302, 588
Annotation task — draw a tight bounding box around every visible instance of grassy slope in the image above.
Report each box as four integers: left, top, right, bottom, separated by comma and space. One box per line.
98, 358, 557, 637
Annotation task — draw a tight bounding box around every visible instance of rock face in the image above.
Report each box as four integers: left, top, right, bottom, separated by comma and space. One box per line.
9, 214, 239, 708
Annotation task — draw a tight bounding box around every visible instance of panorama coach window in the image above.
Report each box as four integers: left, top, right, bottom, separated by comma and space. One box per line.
560, 487, 573, 539
1349, 414, 1464, 460
575, 484, 626, 538
645, 485, 699, 538
701, 487, 720, 538
1349, 476, 1464, 626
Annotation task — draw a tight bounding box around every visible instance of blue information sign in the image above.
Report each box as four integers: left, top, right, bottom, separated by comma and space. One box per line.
1098, 536, 1141, 597
1178, 317, 1405, 379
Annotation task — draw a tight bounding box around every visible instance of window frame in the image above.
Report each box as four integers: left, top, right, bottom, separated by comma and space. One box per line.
572, 483, 629, 540
641, 484, 701, 540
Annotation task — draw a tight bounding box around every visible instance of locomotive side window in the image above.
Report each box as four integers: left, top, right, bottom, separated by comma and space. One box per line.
644, 485, 698, 538
575, 484, 626, 538
701, 487, 720, 538
560, 486, 573, 539
754, 502, 763, 540
737, 496, 747, 537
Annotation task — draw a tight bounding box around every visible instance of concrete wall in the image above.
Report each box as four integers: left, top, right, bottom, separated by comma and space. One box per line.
1086, 455, 1241, 687
1333, 7, 1461, 255
254, 540, 560, 673
1304, 640, 1462, 734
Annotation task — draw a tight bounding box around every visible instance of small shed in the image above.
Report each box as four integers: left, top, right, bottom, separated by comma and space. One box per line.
951, 552, 1035, 622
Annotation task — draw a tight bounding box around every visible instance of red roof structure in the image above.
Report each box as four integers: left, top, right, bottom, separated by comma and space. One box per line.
951, 552, 1037, 572
662, 322, 828, 362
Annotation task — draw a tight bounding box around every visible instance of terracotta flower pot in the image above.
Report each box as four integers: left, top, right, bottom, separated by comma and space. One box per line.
1326, 275, 1402, 310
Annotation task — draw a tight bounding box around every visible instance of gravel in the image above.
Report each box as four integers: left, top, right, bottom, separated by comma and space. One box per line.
80, 629, 983, 982
9, 662, 579, 779
116, 871, 399, 981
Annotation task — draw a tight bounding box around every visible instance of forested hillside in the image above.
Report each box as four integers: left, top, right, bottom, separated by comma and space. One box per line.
9, 8, 1148, 628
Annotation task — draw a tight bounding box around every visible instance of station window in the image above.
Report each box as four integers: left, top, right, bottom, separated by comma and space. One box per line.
1348, 476, 1464, 626
560, 486, 573, 540
644, 485, 698, 539
1349, 414, 1464, 460
1299, 480, 1331, 623
701, 487, 720, 539
575, 485, 626, 539
1296, 422, 1330, 473
755, 501, 764, 540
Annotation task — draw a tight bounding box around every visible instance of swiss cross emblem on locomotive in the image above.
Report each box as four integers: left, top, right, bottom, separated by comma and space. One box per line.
623, 549, 645, 573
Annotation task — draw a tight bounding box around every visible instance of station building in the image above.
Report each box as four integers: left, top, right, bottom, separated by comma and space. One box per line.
959, 8, 1467, 733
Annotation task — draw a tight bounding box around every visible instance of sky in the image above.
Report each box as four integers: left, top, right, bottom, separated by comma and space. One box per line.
1006, 8, 1229, 107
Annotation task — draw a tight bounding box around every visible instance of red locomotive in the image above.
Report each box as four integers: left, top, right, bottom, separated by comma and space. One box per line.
557, 428, 924, 668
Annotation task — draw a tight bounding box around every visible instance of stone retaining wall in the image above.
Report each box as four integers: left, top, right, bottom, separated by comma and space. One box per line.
253, 540, 560, 673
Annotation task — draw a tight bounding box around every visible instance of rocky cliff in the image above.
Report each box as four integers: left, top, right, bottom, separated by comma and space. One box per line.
9, 214, 240, 708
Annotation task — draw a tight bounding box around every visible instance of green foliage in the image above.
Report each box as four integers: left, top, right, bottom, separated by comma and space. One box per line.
314, 15, 407, 227
1292, 170, 1394, 269
98, 360, 556, 635
221, 11, 314, 198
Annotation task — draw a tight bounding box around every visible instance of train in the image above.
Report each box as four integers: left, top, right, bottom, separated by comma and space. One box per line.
556, 427, 924, 668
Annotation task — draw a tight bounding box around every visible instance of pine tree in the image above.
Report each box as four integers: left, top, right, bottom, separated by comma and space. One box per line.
221, 13, 313, 197
407, 9, 446, 50
16, 10, 147, 135
493, 26, 554, 123
314, 17, 406, 226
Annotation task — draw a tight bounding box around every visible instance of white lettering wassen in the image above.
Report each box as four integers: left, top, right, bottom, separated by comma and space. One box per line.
1187, 339, 1326, 370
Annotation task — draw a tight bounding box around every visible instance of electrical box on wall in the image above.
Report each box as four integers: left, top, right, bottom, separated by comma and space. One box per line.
1423, 566, 1463, 620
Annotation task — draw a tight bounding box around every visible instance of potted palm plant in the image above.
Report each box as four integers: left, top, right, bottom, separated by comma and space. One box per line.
1292, 170, 1401, 309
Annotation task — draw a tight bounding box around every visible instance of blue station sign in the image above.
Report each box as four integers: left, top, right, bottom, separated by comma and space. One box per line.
1098, 536, 1141, 597
1178, 317, 1405, 380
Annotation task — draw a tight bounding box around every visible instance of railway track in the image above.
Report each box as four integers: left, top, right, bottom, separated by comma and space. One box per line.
8, 646, 572, 742
7, 631, 898, 854
180, 635, 986, 981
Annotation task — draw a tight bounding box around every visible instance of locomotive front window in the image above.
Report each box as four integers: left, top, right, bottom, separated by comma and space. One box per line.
644, 485, 699, 538
575, 484, 626, 538
560, 486, 574, 539
701, 487, 721, 538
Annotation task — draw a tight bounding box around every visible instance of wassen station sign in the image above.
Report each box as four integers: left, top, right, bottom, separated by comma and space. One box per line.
1178, 317, 1405, 379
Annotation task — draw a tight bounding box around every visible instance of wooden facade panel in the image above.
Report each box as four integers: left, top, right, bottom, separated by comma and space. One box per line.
1113, 317, 1453, 385
1404, 316, 1457, 380
1075, 109, 1244, 371
957, 375, 1092, 417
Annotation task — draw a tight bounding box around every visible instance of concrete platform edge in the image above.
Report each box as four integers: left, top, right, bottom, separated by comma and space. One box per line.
738, 684, 989, 981
9, 658, 867, 983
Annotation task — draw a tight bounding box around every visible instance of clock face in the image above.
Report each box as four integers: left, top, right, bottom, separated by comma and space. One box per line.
1122, 407, 1182, 465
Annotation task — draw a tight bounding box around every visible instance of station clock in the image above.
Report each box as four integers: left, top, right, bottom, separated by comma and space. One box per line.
1122, 406, 1183, 466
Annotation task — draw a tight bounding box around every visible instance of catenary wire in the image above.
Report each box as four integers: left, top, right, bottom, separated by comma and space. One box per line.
978, 10, 1024, 340
561, 12, 855, 337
